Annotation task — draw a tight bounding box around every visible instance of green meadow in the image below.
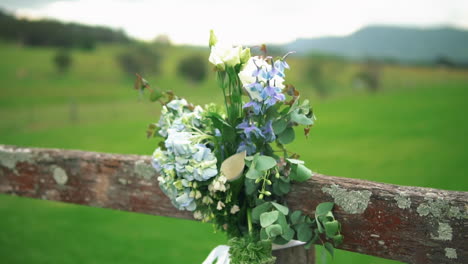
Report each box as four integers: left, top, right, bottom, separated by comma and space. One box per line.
0, 42, 467, 264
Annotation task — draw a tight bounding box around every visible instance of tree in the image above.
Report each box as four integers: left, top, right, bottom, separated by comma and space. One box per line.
53, 50, 72, 74
177, 54, 207, 83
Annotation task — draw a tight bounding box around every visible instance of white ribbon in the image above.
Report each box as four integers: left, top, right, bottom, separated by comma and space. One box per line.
202, 240, 305, 264
202, 245, 230, 264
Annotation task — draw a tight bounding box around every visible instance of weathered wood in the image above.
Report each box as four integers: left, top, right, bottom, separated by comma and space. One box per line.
1, 145, 467, 264
273, 246, 315, 264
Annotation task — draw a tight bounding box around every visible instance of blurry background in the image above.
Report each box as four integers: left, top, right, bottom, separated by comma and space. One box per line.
0, 0, 467, 263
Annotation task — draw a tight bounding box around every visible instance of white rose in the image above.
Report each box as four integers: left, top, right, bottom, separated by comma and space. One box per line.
209, 43, 242, 70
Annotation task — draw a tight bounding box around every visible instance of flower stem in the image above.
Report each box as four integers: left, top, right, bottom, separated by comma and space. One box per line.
247, 208, 253, 235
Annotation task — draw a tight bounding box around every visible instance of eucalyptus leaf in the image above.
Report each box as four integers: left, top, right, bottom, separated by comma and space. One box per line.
281, 227, 295, 241
254, 155, 277, 171
271, 202, 289, 215
278, 180, 291, 194
278, 127, 295, 144
315, 202, 334, 217
260, 228, 268, 240
245, 167, 262, 180
324, 220, 340, 238
275, 211, 288, 231
324, 242, 335, 258
272, 119, 287, 134
333, 234, 344, 245
260, 211, 279, 228
290, 210, 302, 225
273, 236, 289, 245
291, 110, 313, 125
296, 223, 312, 242
265, 224, 283, 238
286, 158, 304, 165
290, 164, 312, 182
245, 179, 257, 195
252, 202, 272, 223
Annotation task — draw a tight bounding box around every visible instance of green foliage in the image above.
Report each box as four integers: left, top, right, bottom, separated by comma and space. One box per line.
177, 54, 207, 83
228, 236, 276, 264
354, 59, 382, 93
53, 50, 72, 74
117, 45, 162, 77
0, 10, 129, 49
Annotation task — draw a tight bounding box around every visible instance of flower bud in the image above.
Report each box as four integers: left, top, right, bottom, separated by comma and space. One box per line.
240, 47, 251, 64
209, 30, 218, 48
259, 193, 264, 200
264, 191, 272, 196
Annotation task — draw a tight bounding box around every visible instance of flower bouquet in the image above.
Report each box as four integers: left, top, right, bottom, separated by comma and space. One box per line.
137, 31, 343, 263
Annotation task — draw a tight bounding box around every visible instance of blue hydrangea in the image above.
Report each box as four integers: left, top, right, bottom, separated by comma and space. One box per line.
151, 100, 219, 212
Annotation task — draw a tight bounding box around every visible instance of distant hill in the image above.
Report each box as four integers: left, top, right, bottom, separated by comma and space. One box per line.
0, 9, 130, 49
286, 26, 468, 63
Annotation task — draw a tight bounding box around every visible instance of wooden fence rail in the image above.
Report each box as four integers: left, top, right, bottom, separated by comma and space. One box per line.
0, 144, 466, 264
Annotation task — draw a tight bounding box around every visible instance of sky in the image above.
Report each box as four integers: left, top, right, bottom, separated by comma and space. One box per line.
2, 0, 468, 46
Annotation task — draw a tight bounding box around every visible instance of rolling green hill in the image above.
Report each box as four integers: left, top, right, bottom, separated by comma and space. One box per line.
286, 26, 468, 63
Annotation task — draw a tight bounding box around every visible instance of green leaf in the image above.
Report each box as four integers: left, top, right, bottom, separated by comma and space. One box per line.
244, 179, 257, 195
291, 110, 313, 125
333, 234, 344, 245
278, 127, 295, 144
260, 211, 279, 228
254, 155, 277, 171
325, 220, 340, 238
245, 167, 262, 180
324, 242, 335, 258
286, 158, 304, 165
275, 211, 288, 231
272, 119, 287, 134
290, 164, 313, 182
315, 202, 334, 217
150, 89, 163, 102
296, 223, 312, 242
265, 224, 283, 238
260, 228, 268, 240
252, 202, 272, 223
271, 202, 289, 215
281, 227, 295, 241
278, 180, 291, 194
290, 210, 302, 225
273, 236, 289, 245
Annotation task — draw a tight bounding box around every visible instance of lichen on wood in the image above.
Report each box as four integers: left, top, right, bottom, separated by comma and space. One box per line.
394, 193, 411, 209
321, 184, 372, 214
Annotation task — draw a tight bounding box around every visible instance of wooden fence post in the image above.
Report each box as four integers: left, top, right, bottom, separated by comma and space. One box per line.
273, 246, 315, 264
0, 144, 467, 264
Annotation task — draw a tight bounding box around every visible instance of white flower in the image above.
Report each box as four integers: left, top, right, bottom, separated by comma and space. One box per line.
238, 57, 268, 86
202, 196, 214, 204
195, 190, 202, 199
193, 211, 203, 220
209, 43, 245, 70
210, 175, 228, 192
230, 205, 240, 214
216, 201, 225, 210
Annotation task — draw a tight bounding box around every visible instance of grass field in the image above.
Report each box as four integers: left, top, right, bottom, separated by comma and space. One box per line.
0, 42, 467, 263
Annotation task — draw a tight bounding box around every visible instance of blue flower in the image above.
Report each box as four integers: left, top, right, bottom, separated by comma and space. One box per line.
274, 59, 289, 78
175, 190, 196, 211
243, 101, 263, 115
261, 86, 286, 107
236, 120, 264, 139
262, 120, 276, 142
237, 139, 256, 155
